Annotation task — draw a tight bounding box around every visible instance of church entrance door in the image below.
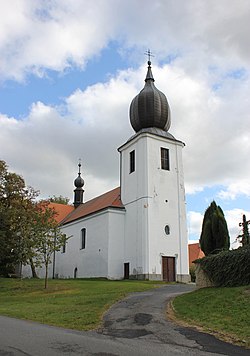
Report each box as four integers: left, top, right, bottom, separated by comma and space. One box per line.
162, 257, 175, 282
124, 263, 130, 279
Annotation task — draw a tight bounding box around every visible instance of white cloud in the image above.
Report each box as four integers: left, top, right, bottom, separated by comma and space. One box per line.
0, 1, 249, 81
150, 64, 250, 193
225, 208, 250, 248
188, 207, 250, 248
187, 211, 203, 241
0, 0, 118, 81
218, 181, 250, 200
0, 69, 138, 201
0, 0, 250, 215
1, 59, 250, 203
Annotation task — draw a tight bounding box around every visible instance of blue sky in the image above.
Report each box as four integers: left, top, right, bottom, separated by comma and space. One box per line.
0, 0, 249, 244
0, 43, 128, 118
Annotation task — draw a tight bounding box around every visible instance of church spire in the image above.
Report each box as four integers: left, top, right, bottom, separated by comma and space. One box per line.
73, 160, 84, 208
145, 60, 155, 82
144, 49, 155, 82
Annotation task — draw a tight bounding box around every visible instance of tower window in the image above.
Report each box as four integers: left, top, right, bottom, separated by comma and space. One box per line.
81, 228, 86, 249
164, 225, 170, 235
62, 242, 66, 253
161, 148, 170, 170
130, 150, 135, 173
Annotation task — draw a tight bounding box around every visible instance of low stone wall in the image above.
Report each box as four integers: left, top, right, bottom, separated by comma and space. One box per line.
195, 263, 215, 288
177, 274, 191, 283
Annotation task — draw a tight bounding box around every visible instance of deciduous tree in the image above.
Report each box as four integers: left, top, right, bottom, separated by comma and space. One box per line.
49, 195, 70, 205
32, 201, 67, 288
0, 160, 67, 287
0, 160, 39, 276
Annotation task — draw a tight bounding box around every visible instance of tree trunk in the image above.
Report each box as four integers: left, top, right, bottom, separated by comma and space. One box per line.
29, 259, 39, 278
44, 262, 48, 289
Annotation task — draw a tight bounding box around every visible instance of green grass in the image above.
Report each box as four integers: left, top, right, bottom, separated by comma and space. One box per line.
172, 286, 250, 348
0, 278, 165, 330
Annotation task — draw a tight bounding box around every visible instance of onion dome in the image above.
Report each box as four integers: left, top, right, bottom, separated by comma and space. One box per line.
74, 162, 84, 188
130, 61, 171, 132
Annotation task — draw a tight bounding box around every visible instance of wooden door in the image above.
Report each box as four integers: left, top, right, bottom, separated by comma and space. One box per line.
162, 257, 176, 282
124, 263, 130, 279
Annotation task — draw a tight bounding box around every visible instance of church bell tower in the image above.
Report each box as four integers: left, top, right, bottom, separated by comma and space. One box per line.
118, 60, 189, 282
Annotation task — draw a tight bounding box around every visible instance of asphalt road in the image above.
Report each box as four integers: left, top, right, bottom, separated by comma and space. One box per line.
0, 284, 249, 356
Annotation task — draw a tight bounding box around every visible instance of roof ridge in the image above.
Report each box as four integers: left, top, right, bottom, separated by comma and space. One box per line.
61, 186, 123, 225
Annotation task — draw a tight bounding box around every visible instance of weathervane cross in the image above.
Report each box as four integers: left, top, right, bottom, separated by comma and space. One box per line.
144, 49, 154, 63
78, 158, 82, 173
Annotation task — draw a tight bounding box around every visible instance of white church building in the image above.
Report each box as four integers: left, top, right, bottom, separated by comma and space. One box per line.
24, 61, 190, 282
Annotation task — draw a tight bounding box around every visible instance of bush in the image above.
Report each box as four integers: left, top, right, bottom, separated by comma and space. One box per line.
189, 265, 196, 282
195, 245, 250, 287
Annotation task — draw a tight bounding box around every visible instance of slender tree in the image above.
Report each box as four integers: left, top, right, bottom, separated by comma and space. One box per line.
200, 201, 230, 256
32, 201, 67, 288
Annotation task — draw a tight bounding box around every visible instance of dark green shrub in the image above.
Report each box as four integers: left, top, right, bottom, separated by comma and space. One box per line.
196, 245, 250, 287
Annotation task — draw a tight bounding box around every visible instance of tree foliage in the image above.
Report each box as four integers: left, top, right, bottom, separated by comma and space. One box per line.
0, 160, 67, 287
200, 201, 230, 256
49, 195, 70, 205
31, 201, 67, 288
0, 160, 39, 276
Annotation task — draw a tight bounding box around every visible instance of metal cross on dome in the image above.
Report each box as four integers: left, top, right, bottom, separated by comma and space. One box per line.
78, 158, 82, 174
144, 49, 154, 63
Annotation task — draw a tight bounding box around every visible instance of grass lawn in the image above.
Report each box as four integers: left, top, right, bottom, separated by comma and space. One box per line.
0, 278, 165, 330
172, 285, 250, 348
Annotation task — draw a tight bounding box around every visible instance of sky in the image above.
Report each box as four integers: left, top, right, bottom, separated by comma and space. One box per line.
0, 0, 249, 245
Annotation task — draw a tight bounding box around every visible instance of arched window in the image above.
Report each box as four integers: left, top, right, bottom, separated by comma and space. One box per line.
81, 228, 86, 249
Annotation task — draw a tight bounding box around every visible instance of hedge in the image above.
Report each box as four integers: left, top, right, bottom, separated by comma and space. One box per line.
195, 245, 250, 287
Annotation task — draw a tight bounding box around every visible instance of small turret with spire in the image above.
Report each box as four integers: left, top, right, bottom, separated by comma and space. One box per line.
74, 160, 84, 208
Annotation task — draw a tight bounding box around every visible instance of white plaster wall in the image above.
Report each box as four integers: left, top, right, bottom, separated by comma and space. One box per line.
120, 136, 148, 205
55, 208, 126, 279
21, 264, 32, 278
21, 256, 53, 279
122, 199, 149, 276
119, 132, 189, 279
22, 208, 126, 280
146, 136, 189, 277
119, 136, 150, 276
55, 211, 109, 278
107, 209, 126, 279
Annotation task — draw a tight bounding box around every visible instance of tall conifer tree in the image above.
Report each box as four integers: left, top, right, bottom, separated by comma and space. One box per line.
200, 201, 230, 255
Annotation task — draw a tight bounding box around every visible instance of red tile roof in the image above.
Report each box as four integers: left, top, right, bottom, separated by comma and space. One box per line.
48, 203, 75, 223
62, 187, 124, 225
188, 243, 204, 266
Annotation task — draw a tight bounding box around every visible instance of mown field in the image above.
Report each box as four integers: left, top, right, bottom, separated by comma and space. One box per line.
172, 285, 250, 348
0, 278, 165, 330
1, 278, 249, 349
